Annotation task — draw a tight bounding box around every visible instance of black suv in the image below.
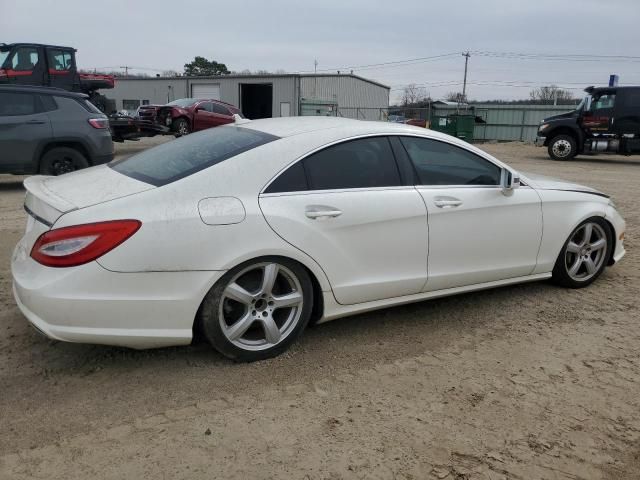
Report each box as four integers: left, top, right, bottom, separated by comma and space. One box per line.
0, 86, 113, 175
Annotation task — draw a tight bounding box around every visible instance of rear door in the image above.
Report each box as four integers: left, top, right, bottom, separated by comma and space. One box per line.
0, 91, 52, 173
210, 102, 235, 126
399, 136, 542, 291
259, 136, 428, 305
45, 48, 76, 90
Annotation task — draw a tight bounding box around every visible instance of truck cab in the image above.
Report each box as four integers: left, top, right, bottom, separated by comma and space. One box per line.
536, 86, 640, 160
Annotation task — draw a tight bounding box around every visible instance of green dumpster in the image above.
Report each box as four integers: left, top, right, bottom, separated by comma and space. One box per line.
430, 113, 475, 142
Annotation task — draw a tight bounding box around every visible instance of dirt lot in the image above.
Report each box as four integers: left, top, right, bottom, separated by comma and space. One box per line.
1, 139, 639, 479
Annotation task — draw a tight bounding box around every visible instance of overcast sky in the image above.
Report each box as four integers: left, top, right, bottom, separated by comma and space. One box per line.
3, 0, 640, 102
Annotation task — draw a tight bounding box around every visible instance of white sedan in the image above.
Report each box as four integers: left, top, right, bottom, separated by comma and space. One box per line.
12, 117, 626, 361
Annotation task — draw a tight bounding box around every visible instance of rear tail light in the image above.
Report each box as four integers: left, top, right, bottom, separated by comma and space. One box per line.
31, 220, 141, 267
88, 118, 109, 129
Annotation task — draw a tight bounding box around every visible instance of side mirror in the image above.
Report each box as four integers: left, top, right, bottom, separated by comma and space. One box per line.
501, 169, 520, 196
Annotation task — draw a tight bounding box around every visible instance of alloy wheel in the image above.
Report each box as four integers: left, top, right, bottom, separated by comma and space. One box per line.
552, 139, 572, 158
218, 262, 304, 351
564, 222, 607, 282
51, 157, 76, 175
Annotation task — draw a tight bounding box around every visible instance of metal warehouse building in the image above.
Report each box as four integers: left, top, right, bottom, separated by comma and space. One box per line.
109, 74, 390, 120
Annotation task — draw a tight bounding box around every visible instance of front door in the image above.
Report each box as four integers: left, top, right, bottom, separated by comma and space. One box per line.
581, 92, 616, 134
259, 136, 428, 305
399, 136, 542, 292
192, 102, 218, 131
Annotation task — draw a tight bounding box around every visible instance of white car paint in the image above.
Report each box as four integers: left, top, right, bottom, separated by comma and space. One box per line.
11, 117, 626, 349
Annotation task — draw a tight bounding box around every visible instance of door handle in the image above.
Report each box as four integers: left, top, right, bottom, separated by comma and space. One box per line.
25, 120, 46, 125
434, 197, 463, 208
305, 206, 342, 219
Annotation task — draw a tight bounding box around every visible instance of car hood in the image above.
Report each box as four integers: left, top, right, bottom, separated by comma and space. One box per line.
24, 165, 154, 225
521, 171, 608, 198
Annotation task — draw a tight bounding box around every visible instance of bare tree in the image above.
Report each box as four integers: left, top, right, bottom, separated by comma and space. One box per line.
161, 70, 180, 77
401, 84, 428, 106
445, 91, 466, 103
529, 85, 575, 103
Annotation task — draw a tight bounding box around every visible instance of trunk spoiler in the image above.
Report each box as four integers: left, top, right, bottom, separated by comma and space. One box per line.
23, 176, 77, 227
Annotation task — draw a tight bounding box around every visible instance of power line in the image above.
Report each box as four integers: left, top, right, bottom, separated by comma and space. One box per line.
297, 52, 460, 73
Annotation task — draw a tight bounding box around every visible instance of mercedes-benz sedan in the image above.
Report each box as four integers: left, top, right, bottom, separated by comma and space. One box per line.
12, 117, 626, 361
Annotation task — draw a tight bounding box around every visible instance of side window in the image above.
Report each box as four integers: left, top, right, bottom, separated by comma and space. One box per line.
198, 102, 214, 113
47, 49, 72, 71
400, 136, 501, 186
0, 92, 39, 116
592, 94, 615, 111
304, 137, 402, 190
39, 95, 58, 112
265, 162, 308, 193
211, 103, 230, 115
11, 47, 39, 71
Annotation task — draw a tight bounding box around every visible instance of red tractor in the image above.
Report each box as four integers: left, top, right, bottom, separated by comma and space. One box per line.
0, 43, 116, 111
0, 42, 167, 141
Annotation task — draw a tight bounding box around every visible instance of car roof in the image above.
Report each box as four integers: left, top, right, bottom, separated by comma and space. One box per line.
1, 43, 76, 51
239, 116, 451, 140
0, 85, 88, 99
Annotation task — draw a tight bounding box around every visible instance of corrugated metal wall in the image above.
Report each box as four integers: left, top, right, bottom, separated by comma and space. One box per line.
432, 104, 577, 142
300, 75, 389, 120
108, 75, 389, 118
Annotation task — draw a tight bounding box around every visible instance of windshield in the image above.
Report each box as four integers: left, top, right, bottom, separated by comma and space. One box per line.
0, 49, 10, 68
575, 96, 589, 112
110, 126, 279, 186
166, 98, 197, 107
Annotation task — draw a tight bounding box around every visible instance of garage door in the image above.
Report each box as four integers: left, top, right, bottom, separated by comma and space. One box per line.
191, 84, 220, 100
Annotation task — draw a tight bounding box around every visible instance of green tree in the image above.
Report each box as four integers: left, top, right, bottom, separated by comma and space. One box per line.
183, 56, 230, 76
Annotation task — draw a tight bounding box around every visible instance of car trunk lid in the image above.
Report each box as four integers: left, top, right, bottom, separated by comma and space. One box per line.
23, 165, 155, 226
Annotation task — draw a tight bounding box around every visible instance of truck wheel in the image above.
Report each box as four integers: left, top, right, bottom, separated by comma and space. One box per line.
548, 135, 577, 161
172, 118, 190, 137
40, 147, 89, 176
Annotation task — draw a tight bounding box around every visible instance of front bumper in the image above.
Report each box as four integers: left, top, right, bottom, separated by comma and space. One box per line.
11, 254, 224, 349
535, 136, 546, 147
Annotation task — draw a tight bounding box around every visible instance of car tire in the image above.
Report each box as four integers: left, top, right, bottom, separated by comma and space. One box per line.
39, 147, 90, 176
172, 118, 190, 137
548, 134, 577, 161
552, 217, 612, 288
199, 257, 313, 362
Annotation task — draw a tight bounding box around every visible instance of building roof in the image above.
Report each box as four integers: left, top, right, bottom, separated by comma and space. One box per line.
114, 73, 390, 90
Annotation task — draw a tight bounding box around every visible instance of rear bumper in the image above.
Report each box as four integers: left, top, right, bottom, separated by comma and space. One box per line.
11, 255, 224, 349
535, 136, 546, 147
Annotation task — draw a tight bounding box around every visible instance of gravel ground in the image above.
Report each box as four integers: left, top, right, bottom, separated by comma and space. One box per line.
0, 139, 638, 479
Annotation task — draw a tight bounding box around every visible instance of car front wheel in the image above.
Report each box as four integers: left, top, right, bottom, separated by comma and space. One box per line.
172, 118, 190, 137
552, 218, 611, 288
199, 258, 313, 362
548, 134, 577, 161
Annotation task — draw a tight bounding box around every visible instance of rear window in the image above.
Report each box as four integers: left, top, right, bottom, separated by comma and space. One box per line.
109, 127, 279, 186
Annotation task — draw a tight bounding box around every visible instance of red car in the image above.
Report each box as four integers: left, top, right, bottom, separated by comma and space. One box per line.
136, 98, 242, 136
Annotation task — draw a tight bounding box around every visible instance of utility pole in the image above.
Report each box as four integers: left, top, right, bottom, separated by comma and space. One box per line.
120, 66, 129, 77
461, 51, 470, 102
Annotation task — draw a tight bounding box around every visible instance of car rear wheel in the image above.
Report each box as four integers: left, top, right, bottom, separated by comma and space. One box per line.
552, 218, 611, 288
172, 118, 190, 137
548, 134, 577, 161
200, 258, 313, 362
39, 147, 90, 176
